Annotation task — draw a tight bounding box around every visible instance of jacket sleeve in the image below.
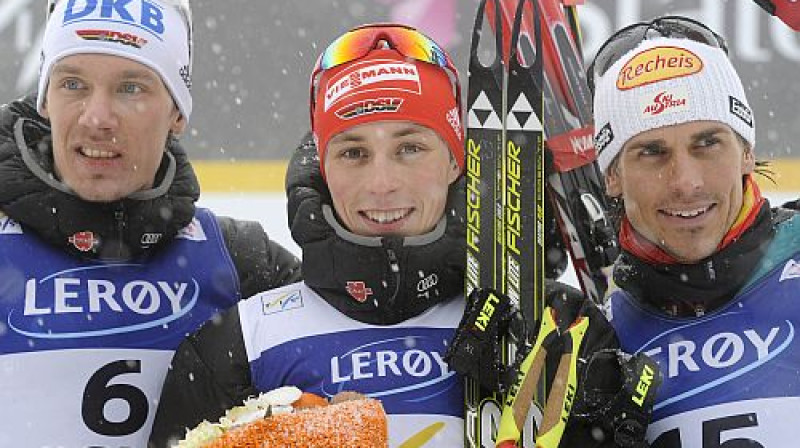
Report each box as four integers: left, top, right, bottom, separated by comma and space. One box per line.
148, 306, 257, 447
216, 216, 302, 298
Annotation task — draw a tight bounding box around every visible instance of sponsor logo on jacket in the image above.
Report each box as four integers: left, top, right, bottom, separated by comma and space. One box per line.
780, 259, 800, 282
176, 217, 207, 241
323, 334, 454, 400
0, 213, 23, 235
8, 264, 199, 339
638, 317, 794, 411
261, 290, 303, 315
345, 281, 373, 303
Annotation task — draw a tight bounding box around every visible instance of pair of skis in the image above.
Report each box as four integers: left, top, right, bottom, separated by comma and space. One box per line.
462, 0, 618, 446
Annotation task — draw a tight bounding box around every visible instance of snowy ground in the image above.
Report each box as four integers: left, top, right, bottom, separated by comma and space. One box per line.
198, 191, 798, 288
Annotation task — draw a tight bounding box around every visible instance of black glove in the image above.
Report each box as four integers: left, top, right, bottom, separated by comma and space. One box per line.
572, 349, 661, 448
444, 287, 524, 393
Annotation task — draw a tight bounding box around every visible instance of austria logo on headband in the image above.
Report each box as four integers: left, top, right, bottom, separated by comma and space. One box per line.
324, 59, 421, 111
640, 88, 689, 117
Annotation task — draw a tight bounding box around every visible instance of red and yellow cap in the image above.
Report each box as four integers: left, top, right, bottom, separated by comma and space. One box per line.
311, 47, 464, 176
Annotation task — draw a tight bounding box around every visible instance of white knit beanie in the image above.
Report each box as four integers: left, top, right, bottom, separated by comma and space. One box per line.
37, 0, 193, 119
593, 37, 755, 173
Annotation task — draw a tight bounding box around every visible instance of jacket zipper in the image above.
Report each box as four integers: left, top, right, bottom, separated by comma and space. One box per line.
382, 238, 402, 313
114, 203, 126, 259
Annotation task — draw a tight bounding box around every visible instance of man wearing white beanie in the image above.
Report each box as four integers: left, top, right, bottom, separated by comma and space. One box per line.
592, 15, 800, 447
0, 1, 299, 446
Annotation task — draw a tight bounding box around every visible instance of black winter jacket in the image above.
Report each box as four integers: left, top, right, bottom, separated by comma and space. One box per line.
0, 94, 301, 301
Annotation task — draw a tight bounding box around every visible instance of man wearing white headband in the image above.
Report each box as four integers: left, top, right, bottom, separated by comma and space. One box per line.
0, 1, 299, 446
591, 15, 800, 447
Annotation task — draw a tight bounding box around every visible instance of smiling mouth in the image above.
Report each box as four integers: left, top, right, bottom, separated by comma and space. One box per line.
361, 208, 413, 224
661, 204, 715, 219
79, 146, 120, 159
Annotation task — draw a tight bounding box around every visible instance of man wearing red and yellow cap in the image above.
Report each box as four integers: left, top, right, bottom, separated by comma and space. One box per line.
151, 24, 469, 447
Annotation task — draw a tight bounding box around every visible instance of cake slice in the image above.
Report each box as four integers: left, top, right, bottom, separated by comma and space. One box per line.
176, 386, 387, 448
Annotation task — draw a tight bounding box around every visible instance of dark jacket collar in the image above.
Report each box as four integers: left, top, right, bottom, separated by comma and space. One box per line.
0, 95, 199, 260
613, 202, 778, 316
286, 137, 465, 325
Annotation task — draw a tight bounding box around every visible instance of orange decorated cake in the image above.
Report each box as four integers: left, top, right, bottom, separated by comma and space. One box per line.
175, 386, 387, 448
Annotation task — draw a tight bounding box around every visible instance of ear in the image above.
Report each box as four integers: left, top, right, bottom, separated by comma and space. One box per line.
605, 165, 622, 198
171, 111, 187, 136
40, 99, 49, 119
742, 146, 755, 174
447, 157, 461, 184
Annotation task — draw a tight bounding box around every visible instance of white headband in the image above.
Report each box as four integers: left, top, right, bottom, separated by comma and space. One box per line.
37, 0, 193, 119
593, 37, 755, 173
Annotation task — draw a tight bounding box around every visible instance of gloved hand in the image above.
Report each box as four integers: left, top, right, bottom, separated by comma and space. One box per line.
446, 281, 661, 448
571, 350, 660, 448
444, 287, 524, 393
